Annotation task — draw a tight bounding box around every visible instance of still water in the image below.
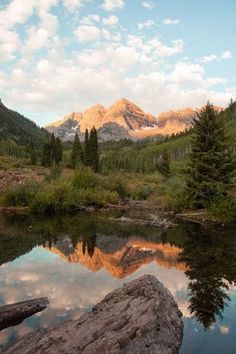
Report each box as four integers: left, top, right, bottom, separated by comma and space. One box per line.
0, 211, 236, 353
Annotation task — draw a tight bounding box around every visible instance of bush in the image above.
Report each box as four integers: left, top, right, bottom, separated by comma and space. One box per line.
30, 181, 77, 213
99, 175, 129, 198
132, 184, 156, 200
76, 188, 119, 207
72, 167, 98, 189
152, 176, 187, 212
2, 184, 37, 207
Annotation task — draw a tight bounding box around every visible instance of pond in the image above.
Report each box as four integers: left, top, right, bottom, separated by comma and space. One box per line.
0, 211, 236, 353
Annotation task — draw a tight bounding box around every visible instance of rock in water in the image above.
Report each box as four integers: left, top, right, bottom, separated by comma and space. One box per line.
0, 298, 49, 331
4, 275, 183, 354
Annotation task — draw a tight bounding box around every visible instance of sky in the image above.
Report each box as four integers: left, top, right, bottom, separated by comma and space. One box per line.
0, 0, 235, 126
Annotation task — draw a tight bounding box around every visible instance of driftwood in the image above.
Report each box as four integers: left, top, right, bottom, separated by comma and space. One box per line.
0, 207, 30, 215
110, 214, 176, 229
175, 210, 207, 225
4, 275, 183, 354
0, 297, 49, 331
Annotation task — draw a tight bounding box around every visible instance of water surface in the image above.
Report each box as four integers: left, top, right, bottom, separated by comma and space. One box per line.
0, 212, 236, 353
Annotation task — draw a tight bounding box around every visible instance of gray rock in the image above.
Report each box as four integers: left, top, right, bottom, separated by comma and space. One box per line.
4, 275, 183, 354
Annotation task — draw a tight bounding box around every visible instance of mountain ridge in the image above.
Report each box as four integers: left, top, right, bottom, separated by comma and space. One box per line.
46, 98, 223, 142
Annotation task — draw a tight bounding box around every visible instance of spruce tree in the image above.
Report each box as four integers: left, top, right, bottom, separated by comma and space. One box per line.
50, 133, 56, 165
42, 139, 51, 167
55, 137, 63, 165
84, 128, 91, 166
28, 140, 37, 165
90, 127, 99, 172
185, 103, 235, 209
70, 133, 84, 168
158, 149, 170, 177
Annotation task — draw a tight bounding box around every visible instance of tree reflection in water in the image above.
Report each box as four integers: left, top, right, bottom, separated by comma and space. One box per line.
181, 223, 236, 329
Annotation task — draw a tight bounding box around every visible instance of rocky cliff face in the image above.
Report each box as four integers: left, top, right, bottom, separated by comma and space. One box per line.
45, 99, 158, 141
45, 99, 223, 141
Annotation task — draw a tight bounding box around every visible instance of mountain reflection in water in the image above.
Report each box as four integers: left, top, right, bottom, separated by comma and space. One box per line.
0, 212, 236, 353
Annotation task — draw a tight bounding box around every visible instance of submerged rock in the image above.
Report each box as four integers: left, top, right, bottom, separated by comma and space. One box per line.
4, 275, 183, 354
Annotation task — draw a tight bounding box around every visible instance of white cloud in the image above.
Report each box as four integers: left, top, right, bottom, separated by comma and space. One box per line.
138, 20, 155, 30
0, 28, 20, 61
0, 0, 37, 30
150, 38, 184, 57
170, 62, 205, 83
141, 1, 155, 10
103, 15, 119, 26
220, 50, 232, 60
63, 0, 84, 11
162, 18, 180, 25
101, 0, 124, 11
205, 77, 227, 87
202, 50, 232, 63
80, 14, 100, 25
74, 25, 101, 42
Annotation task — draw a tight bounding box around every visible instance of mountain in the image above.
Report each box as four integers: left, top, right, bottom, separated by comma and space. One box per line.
45, 98, 158, 141
45, 99, 224, 142
0, 99, 48, 147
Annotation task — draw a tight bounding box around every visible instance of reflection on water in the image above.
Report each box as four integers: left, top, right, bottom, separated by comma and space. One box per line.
181, 224, 236, 330
0, 212, 236, 353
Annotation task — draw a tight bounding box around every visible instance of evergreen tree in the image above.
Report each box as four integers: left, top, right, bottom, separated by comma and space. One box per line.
41, 139, 51, 167
28, 140, 37, 165
50, 133, 56, 165
90, 127, 99, 172
185, 103, 235, 208
55, 137, 63, 165
70, 133, 84, 168
158, 149, 170, 177
84, 128, 92, 166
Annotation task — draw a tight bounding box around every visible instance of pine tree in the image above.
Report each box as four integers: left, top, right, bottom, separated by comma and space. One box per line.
158, 149, 170, 177
50, 133, 56, 165
185, 103, 235, 209
55, 137, 63, 165
90, 127, 99, 172
42, 139, 51, 167
70, 133, 84, 168
84, 128, 91, 166
28, 140, 37, 165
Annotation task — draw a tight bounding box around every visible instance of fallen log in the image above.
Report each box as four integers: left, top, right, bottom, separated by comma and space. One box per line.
4, 275, 183, 354
0, 297, 49, 331
110, 215, 177, 229
0, 207, 30, 215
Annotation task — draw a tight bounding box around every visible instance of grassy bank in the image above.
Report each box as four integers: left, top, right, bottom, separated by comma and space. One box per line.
0, 165, 187, 214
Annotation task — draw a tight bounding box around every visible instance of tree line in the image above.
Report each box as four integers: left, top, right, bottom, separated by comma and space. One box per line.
70, 127, 99, 172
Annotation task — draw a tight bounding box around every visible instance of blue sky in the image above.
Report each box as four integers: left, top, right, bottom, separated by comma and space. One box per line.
0, 0, 235, 126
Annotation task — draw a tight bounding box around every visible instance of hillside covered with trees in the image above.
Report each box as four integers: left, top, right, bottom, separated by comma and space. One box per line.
0, 99, 48, 147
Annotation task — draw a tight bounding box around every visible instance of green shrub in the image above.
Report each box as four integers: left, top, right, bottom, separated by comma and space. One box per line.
76, 188, 119, 207
2, 184, 37, 207
99, 175, 129, 198
153, 176, 187, 212
72, 167, 98, 189
31, 181, 77, 213
132, 184, 156, 200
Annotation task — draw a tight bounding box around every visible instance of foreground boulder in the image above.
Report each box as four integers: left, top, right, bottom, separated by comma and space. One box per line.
0, 298, 49, 331
4, 275, 183, 354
